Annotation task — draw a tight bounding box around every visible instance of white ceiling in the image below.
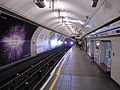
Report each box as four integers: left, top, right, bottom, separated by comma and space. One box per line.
0, 0, 119, 37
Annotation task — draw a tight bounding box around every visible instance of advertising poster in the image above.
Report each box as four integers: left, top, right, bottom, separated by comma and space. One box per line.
0, 13, 37, 66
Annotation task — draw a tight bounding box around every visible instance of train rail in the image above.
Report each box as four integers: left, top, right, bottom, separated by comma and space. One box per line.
0, 46, 70, 90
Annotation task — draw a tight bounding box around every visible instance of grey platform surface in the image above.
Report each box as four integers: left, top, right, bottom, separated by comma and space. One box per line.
44, 46, 120, 90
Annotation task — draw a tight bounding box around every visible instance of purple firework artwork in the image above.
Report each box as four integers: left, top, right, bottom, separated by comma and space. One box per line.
2, 25, 25, 63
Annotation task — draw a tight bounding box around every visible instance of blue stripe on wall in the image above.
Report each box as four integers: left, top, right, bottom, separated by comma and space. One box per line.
95, 26, 120, 35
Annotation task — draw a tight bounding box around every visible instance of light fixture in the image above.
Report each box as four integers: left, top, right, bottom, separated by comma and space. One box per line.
85, 24, 92, 28
33, 0, 45, 8
53, 9, 62, 18
44, 0, 49, 7
49, 0, 55, 11
64, 18, 84, 25
58, 16, 65, 24
57, 9, 62, 17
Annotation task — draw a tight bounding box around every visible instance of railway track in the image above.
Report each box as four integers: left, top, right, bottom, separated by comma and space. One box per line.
0, 46, 70, 90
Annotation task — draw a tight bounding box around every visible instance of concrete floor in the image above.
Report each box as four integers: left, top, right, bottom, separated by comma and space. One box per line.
44, 46, 120, 90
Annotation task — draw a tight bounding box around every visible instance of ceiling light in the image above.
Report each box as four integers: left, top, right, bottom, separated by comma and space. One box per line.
53, 12, 58, 17
61, 12, 66, 16
65, 27, 67, 29
59, 18, 62, 23
54, 9, 62, 18
85, 24, 92, 28
44, 0, 49, 7
63, 23, 65, 26
58, 16, 65, 23
66, 21, 70, 25
57, 1, 64, 10
68, 19, 84, 25
63, 17, 84, 25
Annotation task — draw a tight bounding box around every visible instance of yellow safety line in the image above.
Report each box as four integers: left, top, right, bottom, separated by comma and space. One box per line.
49, 64, 63, 90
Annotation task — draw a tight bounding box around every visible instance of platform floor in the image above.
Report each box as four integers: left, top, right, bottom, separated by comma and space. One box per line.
43, 46, 120, 90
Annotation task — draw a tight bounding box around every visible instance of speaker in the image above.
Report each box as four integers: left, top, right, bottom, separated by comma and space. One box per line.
92, 0, 98, 7
34, 0, 45, 8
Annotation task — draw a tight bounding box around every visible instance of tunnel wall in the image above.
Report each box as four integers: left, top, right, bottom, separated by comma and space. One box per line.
83, 20, 120, 85
0, 12, 65, 67
31, 26, 65, 56
0, 12, 37, 66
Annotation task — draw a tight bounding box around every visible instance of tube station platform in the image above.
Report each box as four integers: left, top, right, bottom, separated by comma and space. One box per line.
42, 46, 120, 90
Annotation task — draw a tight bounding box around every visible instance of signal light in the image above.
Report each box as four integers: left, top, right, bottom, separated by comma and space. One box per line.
64, 41, 67, 44
70, 41, 73, 45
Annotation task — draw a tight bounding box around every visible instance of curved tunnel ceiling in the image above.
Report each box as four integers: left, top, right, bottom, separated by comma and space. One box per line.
0, 0, 120, 37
